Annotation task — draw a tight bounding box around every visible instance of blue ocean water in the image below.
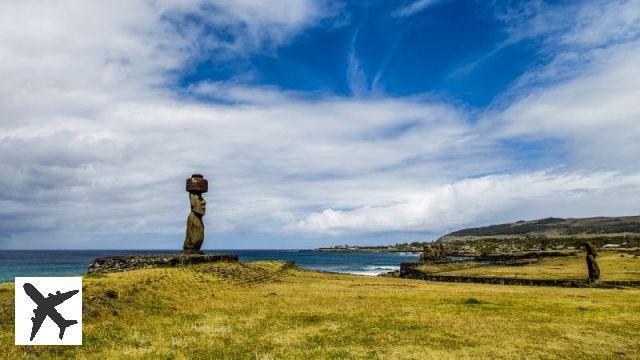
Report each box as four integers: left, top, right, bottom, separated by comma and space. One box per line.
0, 250, 419, 282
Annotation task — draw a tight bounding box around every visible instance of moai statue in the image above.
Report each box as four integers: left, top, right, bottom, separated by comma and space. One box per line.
585, 241, 600, 283
183, 174, 208, 254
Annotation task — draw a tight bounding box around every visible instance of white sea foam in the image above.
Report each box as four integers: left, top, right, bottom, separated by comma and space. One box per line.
339, 265, 400, 276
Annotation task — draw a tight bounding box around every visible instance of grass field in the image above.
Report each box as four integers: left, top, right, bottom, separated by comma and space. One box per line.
1, 260, 639, 359
435, 252, 640, 281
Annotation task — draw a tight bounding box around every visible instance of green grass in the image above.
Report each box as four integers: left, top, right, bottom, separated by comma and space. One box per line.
437, 251, 640, 281
1, 260, 639, 359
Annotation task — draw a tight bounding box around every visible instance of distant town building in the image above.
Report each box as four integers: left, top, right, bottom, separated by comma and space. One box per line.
602, 244, 621, 249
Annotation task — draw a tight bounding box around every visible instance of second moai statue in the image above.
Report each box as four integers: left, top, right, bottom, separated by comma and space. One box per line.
183, 174, 208, 254
585, 241, 600, 283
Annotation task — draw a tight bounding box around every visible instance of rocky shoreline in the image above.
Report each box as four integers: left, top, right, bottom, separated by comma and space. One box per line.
87, 253, 238, 274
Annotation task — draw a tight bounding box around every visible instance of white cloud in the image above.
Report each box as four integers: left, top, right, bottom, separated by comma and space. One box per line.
290, 171, 640, 235
488, 3, 640, 171
294, 0, 640, 236
495, 0, 640, 49
561, 0, 640, 47
493, 43, 640, 166
0, 0, 639, 247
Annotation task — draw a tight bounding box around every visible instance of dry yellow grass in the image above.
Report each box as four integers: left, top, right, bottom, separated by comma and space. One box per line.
0, 260, 638, 359
439, 251, 640, 281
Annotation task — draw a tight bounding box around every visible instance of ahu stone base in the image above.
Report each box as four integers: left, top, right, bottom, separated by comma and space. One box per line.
88, 253, 238, 274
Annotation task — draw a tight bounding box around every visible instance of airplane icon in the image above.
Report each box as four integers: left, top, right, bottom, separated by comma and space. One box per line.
23, 283, 79, 341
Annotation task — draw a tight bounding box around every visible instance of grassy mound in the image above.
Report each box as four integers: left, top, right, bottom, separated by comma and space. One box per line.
1, 261, 639, 359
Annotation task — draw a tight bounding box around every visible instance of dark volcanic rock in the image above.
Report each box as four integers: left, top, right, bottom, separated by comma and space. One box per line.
87, 253, 238, 274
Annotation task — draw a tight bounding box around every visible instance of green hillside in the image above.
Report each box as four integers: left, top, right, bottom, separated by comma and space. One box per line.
438, 216, 640, 244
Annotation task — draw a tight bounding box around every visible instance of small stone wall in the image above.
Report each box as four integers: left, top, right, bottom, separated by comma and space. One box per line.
399, 262, 640, 288
88, 253, 238, 274
471, 251, 576, 262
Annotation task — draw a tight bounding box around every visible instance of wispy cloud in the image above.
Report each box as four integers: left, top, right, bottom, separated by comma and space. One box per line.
392, 0, 440, 18
346, 26, 368, 95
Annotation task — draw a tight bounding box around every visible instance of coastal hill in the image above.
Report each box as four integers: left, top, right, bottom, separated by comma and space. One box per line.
318, 216, 640, 253
437, 215, 640, 245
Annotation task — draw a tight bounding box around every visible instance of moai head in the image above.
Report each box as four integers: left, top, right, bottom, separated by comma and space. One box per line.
585, 241, 598, 257
190, 193, 206, 215
186, 174, 208, 216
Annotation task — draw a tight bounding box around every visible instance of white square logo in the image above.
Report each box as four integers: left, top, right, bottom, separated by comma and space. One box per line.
15, 277, 82, 345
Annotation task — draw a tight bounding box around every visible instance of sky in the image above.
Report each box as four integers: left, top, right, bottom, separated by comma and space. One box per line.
1, 0, 639, 250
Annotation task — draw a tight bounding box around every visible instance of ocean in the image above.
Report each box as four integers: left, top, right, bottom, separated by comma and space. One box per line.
0, 250, 420, 282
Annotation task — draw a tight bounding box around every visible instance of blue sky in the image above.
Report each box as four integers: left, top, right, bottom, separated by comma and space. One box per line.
181, 0, 539, 106
0, 0, 639, 249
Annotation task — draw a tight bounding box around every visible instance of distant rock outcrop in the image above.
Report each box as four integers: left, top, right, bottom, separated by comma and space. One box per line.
419, 244, 446, 262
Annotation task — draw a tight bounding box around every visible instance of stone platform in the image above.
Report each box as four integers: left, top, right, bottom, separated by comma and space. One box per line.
87, 253, 238, 274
